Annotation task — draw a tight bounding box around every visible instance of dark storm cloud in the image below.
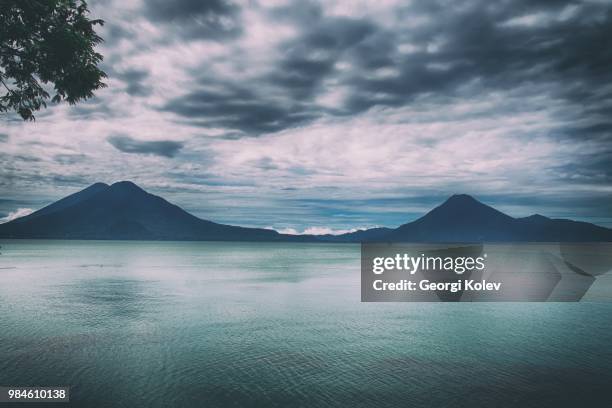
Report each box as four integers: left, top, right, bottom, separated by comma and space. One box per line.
162, 14, 376, 134
271, 17, 376, 99
160, 0, 612, 138
99, 21, 133, 46
143, 0, 242, 40
162, 81, 320, 134
552, 151, 612, 185
344, 0, 612, 125
114, 68, 152, 97
253, 157, 278, 171
560, 122, 612, 142
107, 134, 184, 158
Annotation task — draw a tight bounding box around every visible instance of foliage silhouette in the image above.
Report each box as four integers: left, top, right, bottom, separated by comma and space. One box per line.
0, 0, 106, 120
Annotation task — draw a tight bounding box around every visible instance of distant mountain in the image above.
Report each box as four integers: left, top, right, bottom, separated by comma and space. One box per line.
0, 181, 309, 241
1, 184, 611, 242
382, 194, 612, 242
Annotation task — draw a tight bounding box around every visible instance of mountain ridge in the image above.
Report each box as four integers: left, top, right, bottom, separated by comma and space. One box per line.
1, 181, 611, 242
0, 181, 308, 241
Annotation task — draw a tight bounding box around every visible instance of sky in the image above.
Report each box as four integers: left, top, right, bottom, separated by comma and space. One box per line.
1, 0, 612, 232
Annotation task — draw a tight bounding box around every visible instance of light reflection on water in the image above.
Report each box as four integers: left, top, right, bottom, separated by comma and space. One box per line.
1, 240, 611, 408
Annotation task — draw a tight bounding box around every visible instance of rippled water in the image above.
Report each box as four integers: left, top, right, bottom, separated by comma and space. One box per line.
1, 240, 611, 407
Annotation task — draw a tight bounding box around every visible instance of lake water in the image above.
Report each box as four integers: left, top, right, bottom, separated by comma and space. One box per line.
1, 240, 612, 407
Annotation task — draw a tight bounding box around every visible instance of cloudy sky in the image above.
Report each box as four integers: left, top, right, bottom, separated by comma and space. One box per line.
1, 0, 612, 232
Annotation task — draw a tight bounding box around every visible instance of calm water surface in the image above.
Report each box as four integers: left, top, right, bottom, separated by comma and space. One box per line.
1, 240, 611, 407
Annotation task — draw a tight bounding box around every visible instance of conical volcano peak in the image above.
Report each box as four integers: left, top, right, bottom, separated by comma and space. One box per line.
444, 194, 480, 205
421, 193, 514, 224
89, 182, 110, 189
449, 193, 476, 200
436, 194, 494, 213
109, 181, 146, 193
391, 194, 516, 241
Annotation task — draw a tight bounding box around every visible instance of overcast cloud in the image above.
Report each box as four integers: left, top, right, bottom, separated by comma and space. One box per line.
1, 0, 611, 231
